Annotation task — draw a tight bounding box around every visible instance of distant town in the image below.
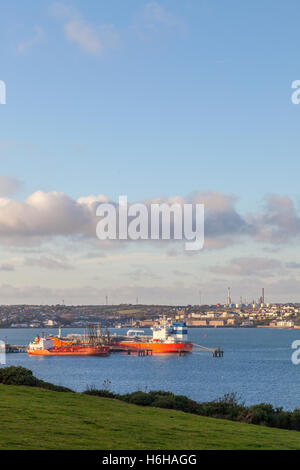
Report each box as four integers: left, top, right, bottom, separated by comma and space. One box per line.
1, 296, 300, 330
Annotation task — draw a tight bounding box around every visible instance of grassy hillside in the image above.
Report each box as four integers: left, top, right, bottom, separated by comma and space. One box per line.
0, 385, 300, 450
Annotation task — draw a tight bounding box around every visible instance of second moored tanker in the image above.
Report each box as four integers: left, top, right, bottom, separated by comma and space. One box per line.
112, 319, 193, 354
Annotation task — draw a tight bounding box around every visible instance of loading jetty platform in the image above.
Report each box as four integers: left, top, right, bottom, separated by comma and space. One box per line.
110, 342, 223, 357
5, 344, 27, 353
193, 343, 224, 357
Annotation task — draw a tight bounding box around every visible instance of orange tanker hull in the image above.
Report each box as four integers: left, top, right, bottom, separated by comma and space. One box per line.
27, 345, 110, 356
117, 341, 193, 354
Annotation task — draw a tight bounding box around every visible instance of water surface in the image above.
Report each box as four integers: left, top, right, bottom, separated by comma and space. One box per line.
1, 327, 300, 410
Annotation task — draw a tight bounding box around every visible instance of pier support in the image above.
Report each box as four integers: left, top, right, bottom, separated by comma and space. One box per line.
137, 349, 152, 356
212, 347, 224, 358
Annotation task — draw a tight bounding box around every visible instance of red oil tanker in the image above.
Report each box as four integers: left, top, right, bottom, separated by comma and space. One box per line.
111, 319, 193, 354
27, 336, 109, 356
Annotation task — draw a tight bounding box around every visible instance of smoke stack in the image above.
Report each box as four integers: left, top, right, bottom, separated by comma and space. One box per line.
227, 287, 231, 306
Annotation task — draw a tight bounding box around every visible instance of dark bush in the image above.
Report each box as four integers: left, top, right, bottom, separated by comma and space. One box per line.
173, 395, 199, 414
0, 366, 72, 392
0, 366, 39, 387
198, 400, 244, 421
218, 392, 244, 407
272, 410, 292, 430
290, 410, 300, 431
151, 395, 176, 409
121, 391, 154, 406
148, 390, 175, 403
196, 392, 246, 421
242, 403, 276, 426
84, 388, 116, 399
148, 390, 175, 397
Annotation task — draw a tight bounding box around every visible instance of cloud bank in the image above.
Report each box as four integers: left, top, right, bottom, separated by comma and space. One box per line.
0, 187, 298, 252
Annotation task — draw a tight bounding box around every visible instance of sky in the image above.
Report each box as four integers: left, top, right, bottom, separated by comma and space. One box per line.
1, 0, 300, 304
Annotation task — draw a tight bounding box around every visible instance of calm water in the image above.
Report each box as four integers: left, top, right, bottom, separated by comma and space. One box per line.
1, 327, 300, 410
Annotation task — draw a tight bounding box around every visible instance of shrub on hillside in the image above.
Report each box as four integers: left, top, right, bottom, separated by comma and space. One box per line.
0, 366, 38, 387
148, 391, 199, 414
219, 392, 244, 406
172, 395, 200, 414
121, 391, 154, 406
0, 366, 72, 393
241, 403, 276, 426
290, 410, 300, 430
196, 392, 246, 421
198, 401, 244, 421
84, 388, 116, 399
151, 395, 176, 409
272, 410, 292, 430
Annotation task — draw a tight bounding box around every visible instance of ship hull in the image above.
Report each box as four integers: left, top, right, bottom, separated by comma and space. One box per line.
116, 341, 193, 354
27, 346, 109, 356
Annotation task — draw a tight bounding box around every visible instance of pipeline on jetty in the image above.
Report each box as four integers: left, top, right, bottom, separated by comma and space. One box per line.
192, 343, 224, 357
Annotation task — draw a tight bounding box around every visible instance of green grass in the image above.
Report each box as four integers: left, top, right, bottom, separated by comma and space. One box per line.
0, 385, 300, 450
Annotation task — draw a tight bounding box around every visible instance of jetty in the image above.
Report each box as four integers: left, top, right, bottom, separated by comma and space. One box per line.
5, 344, 27, 353
192, 343, 224, 357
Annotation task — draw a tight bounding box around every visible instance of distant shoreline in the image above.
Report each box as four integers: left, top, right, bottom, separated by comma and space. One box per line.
0, 325, 299, 330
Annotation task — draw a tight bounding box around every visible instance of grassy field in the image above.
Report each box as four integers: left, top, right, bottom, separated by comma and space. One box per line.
0, 384, 300, 450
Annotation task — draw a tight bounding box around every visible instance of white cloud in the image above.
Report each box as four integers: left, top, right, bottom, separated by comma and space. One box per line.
64, 19, 103, 55
250, 194, 300, 243
0, 191, 108, 242
0, 188, 298, 256
51, 3, 119, 55
18, 26, 44, 54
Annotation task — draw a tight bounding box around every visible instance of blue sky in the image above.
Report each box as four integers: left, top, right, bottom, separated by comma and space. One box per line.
0, 1, 300, 304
